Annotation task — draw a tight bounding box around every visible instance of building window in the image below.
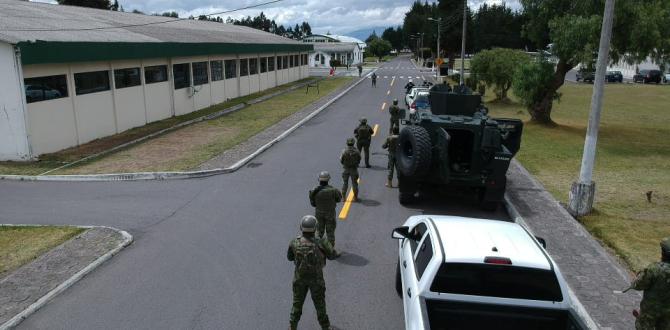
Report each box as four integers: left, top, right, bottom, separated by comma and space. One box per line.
277, 56, 283, 70
249, 58, 258, 75
144, 65, 168, 84
268, 57, 275, 71
225, 59, 237, 79
283, 56, 289, 69
192, 62, 209, 85
74, 70, 110, 95
260, 57, 267, 73
294, 55, 299, 67
114, 67, 141, 89
24, 74, 68, 103
302, 54, 307, 66
211, 60, 224, 81
240, 59, 249, 76
289, 55, 294, 68
173, 63, 190, 90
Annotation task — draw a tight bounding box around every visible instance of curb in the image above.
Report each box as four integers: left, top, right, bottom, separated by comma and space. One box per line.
0, 72, 374, 182
0, 225, 133, 330
503, 196, 599, 330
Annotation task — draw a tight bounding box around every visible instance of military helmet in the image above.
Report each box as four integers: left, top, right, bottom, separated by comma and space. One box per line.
318, 171, 331, 182
393, 99, 398, 105
360, 117, 367, 124
300, 215, 317, 233
661, 237, 670, 256
346, 137, 355, 146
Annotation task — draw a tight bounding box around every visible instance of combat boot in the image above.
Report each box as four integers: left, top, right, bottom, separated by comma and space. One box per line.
385, 179, 392, 188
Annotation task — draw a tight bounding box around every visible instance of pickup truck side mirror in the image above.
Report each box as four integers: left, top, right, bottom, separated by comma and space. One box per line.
536, 236, 547, 249
392, 226, 410, 239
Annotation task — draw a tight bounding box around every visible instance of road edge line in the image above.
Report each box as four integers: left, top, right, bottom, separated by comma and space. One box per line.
503, 195, 599, 330
0, 225, 133, 330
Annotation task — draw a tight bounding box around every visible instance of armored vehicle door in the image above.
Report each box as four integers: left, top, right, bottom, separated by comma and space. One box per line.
435, 128, 451, 182
494, 118, 523, 156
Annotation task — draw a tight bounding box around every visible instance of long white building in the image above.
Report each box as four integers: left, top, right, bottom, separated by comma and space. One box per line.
0, 0, 312, 161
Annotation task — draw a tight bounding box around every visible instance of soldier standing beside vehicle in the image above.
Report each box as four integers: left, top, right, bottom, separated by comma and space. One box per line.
354, 118, 374, 168
340, 138, 361, 201
388, 99, 401, 133
288, 215, 338, 330
629, 237, 670, 330
382, 125, 400, 188
309, 171, 342, 251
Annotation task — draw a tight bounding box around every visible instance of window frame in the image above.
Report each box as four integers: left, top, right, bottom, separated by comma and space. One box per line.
268, 56, 275, 71
240, 58, 249, 77
192, 61, 209, 86
113, 67, 142, 89
224, 59, 237, 79
260, 57, 267, 73
74, 70, 111, 95
249, 58, 258, 75
172, 63, 191, 90
144, 65, 168, 84
211, 60, 224, 82
24, 74, 69, 103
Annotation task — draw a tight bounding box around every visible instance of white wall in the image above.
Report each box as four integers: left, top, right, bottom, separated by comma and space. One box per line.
112, 59, 147, 132
0, 43, 31, 160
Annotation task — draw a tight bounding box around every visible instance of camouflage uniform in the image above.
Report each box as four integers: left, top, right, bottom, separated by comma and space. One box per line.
340, 142, 361, 200
382, 132, 399, 186
309, 184, 342, 247
388, 103, 401, 133
287, 235, 337, 330
371, 73, 377, 87
354, 122, 374, 167
632, 237, 670, 330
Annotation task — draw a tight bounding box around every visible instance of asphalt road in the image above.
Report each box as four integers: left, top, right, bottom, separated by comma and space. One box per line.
0, 56, 507, 330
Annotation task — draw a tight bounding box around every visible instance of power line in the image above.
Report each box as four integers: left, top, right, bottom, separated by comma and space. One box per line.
0, 0, 283, 32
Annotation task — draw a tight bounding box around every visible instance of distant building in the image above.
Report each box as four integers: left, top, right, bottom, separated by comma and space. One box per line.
302, 34, 364, 67
0, 0, 312, 161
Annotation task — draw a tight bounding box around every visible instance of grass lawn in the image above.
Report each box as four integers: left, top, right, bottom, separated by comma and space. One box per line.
53, 77, 353, 174
0, 226, 84, 276
485, 83, 670, 272
0, 78, 320, 176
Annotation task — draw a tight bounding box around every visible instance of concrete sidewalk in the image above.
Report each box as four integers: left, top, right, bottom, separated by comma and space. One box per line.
506, 160, 641, 330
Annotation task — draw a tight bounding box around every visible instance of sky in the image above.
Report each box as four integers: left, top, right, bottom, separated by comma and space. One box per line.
30, 0, 521, 36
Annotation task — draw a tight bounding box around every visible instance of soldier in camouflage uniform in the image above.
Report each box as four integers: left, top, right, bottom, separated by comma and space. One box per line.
309, 171, 342, 251
354, 118, 374, 168
288, 215, 338, 330
382, 125, 400, 188
388, 99, 401, 133
340, 138, 361, 201
630, 237, 670, 330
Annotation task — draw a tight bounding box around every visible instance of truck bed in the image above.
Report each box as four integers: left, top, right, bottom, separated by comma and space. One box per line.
425, 299, 585, 330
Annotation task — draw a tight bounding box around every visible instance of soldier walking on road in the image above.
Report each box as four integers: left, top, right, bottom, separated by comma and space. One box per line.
288, 215, 338, 330
388, 99, 401, 133
354, 118, 374, 168
371, 73, 377, 87
309, 171, 342, 251
357, 64, 362, 77
340, 138, 361, 201
629, 237, 670, 330
382, 125, 400, 188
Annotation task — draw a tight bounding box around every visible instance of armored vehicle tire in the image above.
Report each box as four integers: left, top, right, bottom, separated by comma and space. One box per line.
397, 125, 432, 177
396, 261, 402, 297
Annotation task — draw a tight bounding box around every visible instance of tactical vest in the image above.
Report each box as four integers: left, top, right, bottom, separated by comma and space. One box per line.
386, 135, 399, 154
293, 237, 324, 275
389, 106, 401, 120
312, 186, 338, 211
356, 125, 372, 142
341, 148, 361, 168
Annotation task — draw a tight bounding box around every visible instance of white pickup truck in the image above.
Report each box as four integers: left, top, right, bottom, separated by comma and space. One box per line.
392, 215, 587, 330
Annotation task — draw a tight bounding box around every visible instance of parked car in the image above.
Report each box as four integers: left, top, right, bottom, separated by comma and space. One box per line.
405, 87, 429, 107
605, 71, 623, 83
633, 69, 663, 84
393, 215, 586, 330
664, 72, 670, 83
576, 69, 594, 83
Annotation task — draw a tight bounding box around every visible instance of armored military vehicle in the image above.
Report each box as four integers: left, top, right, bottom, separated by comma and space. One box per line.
396, 84, 523, 210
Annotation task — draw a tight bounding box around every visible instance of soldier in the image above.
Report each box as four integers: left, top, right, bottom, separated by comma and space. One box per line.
388, 99, 401, 133
371, 72, 377, 87
629, 237, 670, 330
357, 64, 363, 77
382, 125, 400, 188
309, 171, 342, 251
288, 215, 338, 330
354, 118, 374, 168
404, 79, 415, 94
340, 138, 361, 201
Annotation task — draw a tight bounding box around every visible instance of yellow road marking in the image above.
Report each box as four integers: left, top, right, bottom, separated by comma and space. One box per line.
372, 124, 379, 136
381, 102, 387, 111
387, 90, 391, 95
338, 178, 361, 220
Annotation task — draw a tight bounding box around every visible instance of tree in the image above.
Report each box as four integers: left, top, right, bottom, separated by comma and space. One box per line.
109, 0, 119, 11
471, 4, 528, 52
368, 37, 393, 60
57, 0, 112, 9
365, 31, 379, 44
520, 0, 670, 125
382, 26, 404, 50
471, 48, 530, 100
512, 58, 559, 115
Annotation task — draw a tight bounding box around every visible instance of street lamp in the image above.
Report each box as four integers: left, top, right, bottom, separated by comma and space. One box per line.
428, 17, 442, 80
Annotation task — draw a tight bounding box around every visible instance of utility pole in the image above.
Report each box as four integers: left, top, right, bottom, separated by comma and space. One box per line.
459, 0, 467, 85
428, 17, 442, 80
568, 0, 616, 217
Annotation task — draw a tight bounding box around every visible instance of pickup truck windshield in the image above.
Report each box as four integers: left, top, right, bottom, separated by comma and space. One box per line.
430, 263, 563, 302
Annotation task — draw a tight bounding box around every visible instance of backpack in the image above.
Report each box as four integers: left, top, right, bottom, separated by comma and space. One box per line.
294, 238, 323, 274
356, 125, 372, 141
342, 148, 360, 167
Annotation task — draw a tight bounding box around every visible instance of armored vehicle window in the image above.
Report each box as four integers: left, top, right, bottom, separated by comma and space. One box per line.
409, 223, 428, 255
414, 235, 433, 279
431, 263, 563, 302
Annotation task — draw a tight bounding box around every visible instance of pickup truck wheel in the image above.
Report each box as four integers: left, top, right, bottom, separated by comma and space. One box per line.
395, 261, 402, 297
397, 125, 432, 177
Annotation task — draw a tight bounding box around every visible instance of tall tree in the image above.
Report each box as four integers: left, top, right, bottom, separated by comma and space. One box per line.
382, 26, 404, 50
520, 0, 670, 125
471, 48, 530, 100
471, 4, 528, 52
368, 37, 393, 60
57, 0, 112, 9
